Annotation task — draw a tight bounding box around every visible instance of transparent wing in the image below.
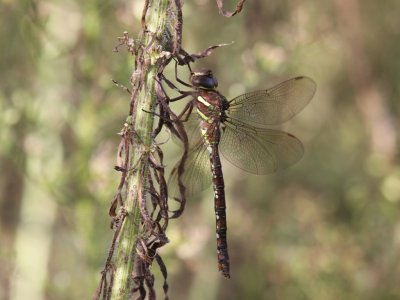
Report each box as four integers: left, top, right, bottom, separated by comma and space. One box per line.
219, 119, 304, 174
171, 114, 203, 148
168, 141, 212, 199
228, 76, 316, 126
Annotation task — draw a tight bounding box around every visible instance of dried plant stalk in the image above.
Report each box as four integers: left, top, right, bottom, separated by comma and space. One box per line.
108, 1, 171, 299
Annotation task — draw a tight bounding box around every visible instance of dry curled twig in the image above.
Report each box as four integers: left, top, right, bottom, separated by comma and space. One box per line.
215, 0, 246, 17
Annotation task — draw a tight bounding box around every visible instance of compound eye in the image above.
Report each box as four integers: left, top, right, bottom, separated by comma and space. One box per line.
209, 75, 218, 88
190, 70, 218, 89
200, 76, 217, 88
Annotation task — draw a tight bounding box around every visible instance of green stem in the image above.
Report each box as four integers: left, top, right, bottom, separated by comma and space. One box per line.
110, 0, 170, 298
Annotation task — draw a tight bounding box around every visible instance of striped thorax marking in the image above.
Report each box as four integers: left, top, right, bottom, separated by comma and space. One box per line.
197, 108, 210, 122
196, 95, 215, 124
197, 95, 211, 107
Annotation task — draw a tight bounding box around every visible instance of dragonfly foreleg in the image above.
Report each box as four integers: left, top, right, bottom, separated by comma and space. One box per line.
158, 73, 192, 100
173, 58, 193, 88
154, 77, 190, 146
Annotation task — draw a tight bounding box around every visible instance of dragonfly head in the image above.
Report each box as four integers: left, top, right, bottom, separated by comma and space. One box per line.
190, 70, 218, 89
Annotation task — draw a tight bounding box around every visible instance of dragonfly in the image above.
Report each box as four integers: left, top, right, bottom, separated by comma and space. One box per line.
167, 70, 316, 278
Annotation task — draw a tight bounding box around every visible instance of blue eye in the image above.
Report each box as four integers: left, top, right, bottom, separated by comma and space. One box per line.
191, 71, 218, 89
200, 76, 218, 88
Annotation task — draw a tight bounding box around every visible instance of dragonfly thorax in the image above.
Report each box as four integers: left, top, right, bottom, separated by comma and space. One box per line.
195, 89, 229, 121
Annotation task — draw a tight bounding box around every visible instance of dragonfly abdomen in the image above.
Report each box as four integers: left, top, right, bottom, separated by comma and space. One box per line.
209, 145, 230, 278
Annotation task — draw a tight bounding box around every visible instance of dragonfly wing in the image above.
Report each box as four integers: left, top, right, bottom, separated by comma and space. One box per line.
168, 141, 212, 199
228, 76, 316, 126
171, 113, 203, 148
219, 120, 304, 174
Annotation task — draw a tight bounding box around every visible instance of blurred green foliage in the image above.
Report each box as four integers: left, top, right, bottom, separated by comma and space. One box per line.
1, 0, 400, 299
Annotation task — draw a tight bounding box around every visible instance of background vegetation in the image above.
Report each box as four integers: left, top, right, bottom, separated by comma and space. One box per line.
1, 0, 400, 299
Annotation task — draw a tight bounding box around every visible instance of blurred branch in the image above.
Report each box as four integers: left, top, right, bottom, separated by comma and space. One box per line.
334, 0, 397, 160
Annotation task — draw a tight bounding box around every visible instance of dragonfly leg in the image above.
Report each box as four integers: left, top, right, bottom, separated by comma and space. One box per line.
177, 101, 194, 121
142, 108, 185, 131
169, 94, 192, 102
153, 77, 190, 143
163, 101, 193, 143
173, 58, 192, 88
141, 108, 162, 118
156, 74, 192, 102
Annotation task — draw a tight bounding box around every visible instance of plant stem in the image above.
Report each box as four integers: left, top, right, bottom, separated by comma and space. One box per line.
110, 0, 170, 298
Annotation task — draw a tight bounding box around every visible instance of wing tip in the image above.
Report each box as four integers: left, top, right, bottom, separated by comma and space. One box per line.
294, 75, 317, 87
